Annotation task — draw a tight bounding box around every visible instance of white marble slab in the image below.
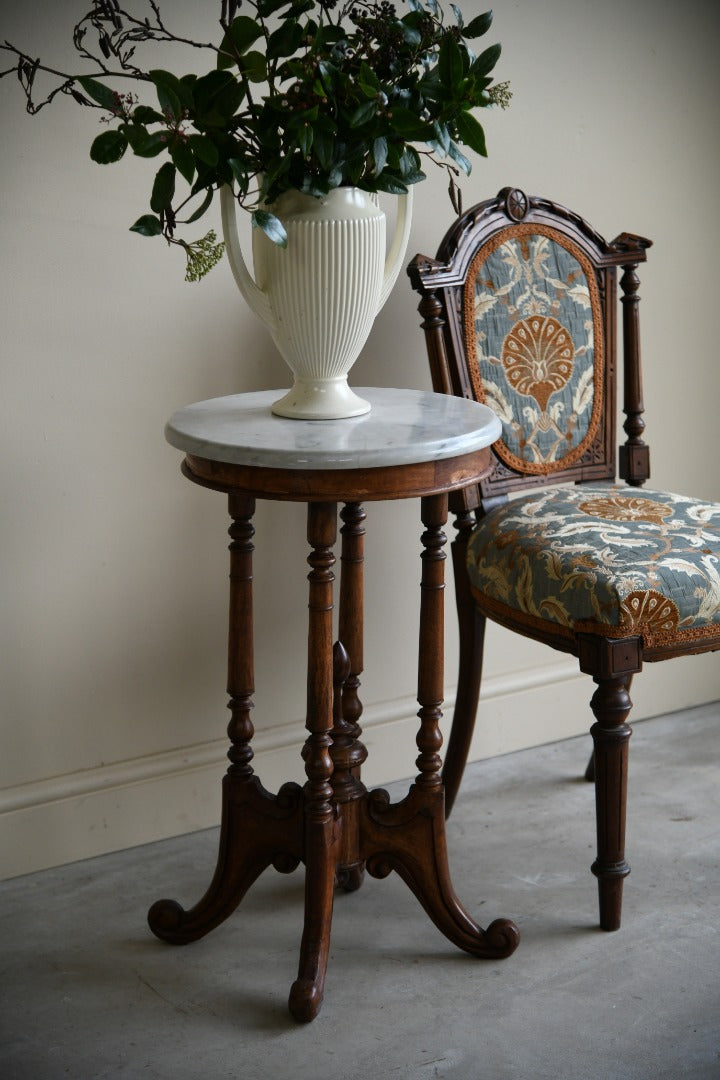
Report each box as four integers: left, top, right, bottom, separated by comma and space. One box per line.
165, 388, 501, 470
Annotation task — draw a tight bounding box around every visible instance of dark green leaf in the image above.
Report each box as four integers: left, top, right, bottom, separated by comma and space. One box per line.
133, 105, 165, 125
122, 122, 149, 151
129, 132, 167, 158
387, 107, 430, 140
432, 120, 451, 154
213, 78, 246, 119
149, 69, 183, 119
296, 123, 313, 156
300, 175, 330, 198
217, 15, 264, 69
261, 154, 292, 196
183, 188, 214, 224
454, 110, 488, 156
374, 173, 409, 195
228, 157, 250, 186
239, 51, 268, 83
171, 140, 195, 184
150, 161, 176, 212
472, 43, 501, 78
345, 152, 365, 185
257, 0, 290, 15
398, 146, 423, 179
252, 210, 288, 247
77, 76, 119, 112
129, 214, 163, 236
193, 70, 235, 114
372, 136, 388, 176
463, 11, 493, 39
359, 62, 380, 92
313, 127, 335, 171
267, 19, 303, 60
438, 32, 464, 87
358, 80, 378, 101
173, 75, 195, 109
188, 134, 219, 166
447, 141, 472, 174
350, 100, 377, 127
89, 129, 128, 164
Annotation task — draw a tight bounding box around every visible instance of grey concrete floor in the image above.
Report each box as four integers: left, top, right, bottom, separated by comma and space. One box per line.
1, 702, 719, 1080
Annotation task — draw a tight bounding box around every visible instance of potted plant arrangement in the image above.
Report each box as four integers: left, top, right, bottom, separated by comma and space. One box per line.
2, 0, 510, 417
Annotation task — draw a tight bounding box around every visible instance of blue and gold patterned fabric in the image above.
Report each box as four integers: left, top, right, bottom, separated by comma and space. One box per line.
467, 485, 720, 649
463, 226, 604, 475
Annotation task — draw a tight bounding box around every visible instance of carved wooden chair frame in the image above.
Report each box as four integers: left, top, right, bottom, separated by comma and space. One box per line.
408, 187, 719, 931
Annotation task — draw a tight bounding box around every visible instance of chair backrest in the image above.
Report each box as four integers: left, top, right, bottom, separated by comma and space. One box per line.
408, 187, 652, 510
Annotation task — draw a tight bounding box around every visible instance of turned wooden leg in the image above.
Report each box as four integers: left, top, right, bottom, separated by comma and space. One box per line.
363, 494, 519, 961
148, 494, 303, 945
333, 503, 368, 893
338, 502, 366, 750
330, 640, 366, 892
589, 676, 633, 931
289, 502, 339, 1023
584, 677, 633, 783
415, 493, 447, 792
444, 509, 486, 818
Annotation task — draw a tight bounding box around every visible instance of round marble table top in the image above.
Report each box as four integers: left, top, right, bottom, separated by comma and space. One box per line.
165, 388, 501, 471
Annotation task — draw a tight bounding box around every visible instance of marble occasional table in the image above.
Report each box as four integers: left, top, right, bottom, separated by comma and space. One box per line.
149, 387, 519, 1022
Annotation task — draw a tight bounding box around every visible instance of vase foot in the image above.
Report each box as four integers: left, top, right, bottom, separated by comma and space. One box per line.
271, 378, 371, 421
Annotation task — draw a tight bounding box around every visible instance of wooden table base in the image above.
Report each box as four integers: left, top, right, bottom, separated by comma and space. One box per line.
148, 768, 519, 1022
148, 493, 519, 1022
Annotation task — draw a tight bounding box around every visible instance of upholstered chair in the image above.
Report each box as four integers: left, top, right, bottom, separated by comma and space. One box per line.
408, 188, 720, 931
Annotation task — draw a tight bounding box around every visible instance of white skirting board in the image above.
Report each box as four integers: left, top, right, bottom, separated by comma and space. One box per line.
0, 655, 716, 881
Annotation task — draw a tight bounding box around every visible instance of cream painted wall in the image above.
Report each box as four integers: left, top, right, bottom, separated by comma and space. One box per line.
1, 0, 718, 879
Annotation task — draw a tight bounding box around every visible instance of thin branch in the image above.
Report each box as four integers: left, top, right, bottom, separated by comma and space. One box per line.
1, 0, 225, 115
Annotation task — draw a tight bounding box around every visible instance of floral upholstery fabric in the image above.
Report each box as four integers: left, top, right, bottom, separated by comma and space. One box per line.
463, 225, 604, 475
467, 485, 720, 649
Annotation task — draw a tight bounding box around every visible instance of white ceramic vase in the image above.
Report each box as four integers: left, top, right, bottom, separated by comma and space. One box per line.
220, 184, 413, 419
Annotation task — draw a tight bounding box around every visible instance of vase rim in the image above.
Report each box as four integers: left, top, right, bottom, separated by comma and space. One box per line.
269, 185, 383, 221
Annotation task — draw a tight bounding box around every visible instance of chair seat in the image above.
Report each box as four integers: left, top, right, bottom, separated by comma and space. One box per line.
467, 485, 720, 649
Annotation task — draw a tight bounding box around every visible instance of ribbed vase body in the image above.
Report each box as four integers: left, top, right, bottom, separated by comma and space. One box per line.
221, 184, 413, 419
252, 188, 384, 418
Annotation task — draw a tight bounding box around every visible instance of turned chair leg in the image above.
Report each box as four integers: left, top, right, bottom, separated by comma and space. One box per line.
444, 522, 487, 819
589, 676, 633, 931
584, 676, 634, 783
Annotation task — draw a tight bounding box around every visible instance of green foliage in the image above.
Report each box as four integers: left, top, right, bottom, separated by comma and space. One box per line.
1, 0, 511, 279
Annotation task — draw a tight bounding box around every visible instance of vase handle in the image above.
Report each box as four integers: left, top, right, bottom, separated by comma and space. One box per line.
220, 185, 274, 327
378, 187, 414, 312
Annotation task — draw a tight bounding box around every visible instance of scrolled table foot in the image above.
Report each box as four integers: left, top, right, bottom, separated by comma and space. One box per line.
363, 784, 520, 961
288, 977, 324, 1023
482, 917, 521, 959
148, 775, 304, 946
289, 816, 337, 1023
147, 899, 187, 943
